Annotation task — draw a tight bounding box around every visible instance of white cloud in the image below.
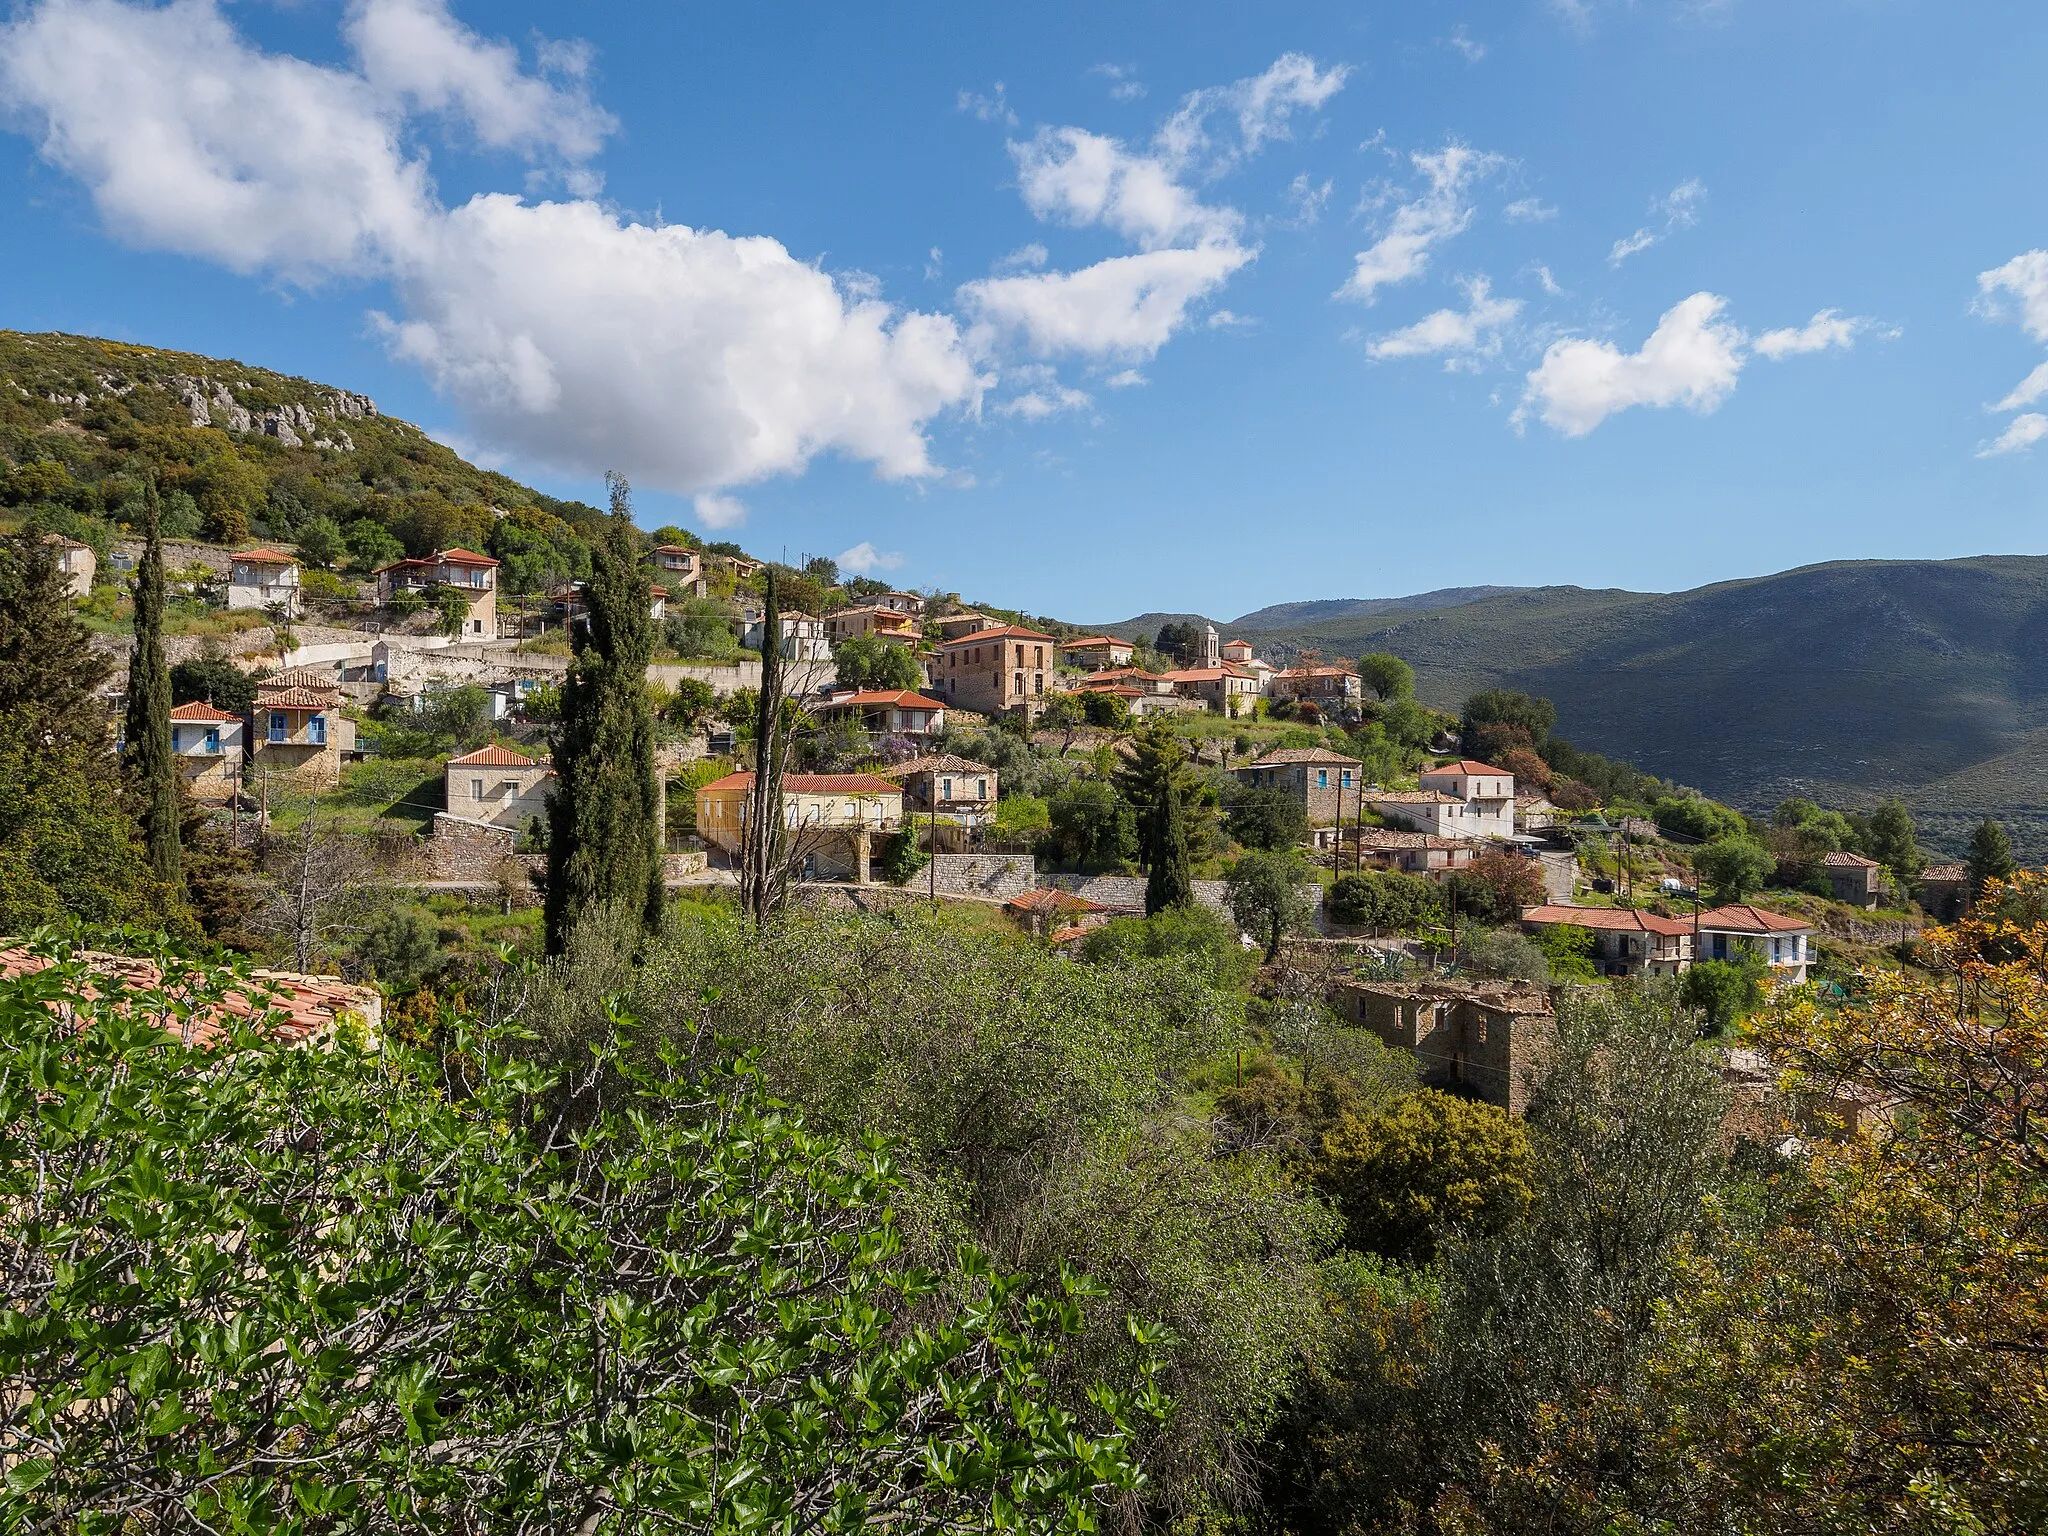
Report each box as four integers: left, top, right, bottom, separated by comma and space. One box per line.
962, 245, 1254, 359
1503, 197, 1557, 223
1993, 361, 2048, 412
0, 0, 982, 495
1531, 263, 1564, 296
1207, 309, 1251, 329
1516, 291, 1746, 435
343, 0, 613, 170
1339, 143, 1503, 303
836, 540, 904, 575
1105, 368, 1147, 387
993, 384, 1093, 420
1751, 308, 1869, 359
1285, 172, 1333, 226
1608, 177, 1705, 265
1090, 63, 1145, 102
1978, 413, 2048, 458
1448, 26, 1485, 61
1978, 250, 2048, 340
969, 54, 1341, 364
693, 492, 748, 529
958, 82, 1017, 127
1366, 275, 1522, 366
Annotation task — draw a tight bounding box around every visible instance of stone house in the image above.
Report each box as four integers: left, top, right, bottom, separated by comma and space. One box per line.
1330, 976, 1555, 1114
650, 544, 707, 597
227, 548, 301, 617
1270, 665, 1362, 704
45, 533, 94, 598
694, 770, 903, 882
444, 744, 553, 831
933, 611, 1000, 642
1821, 850, 1883, 908
1004, 886, 1109, 939
1233, 748, 1362, 826
881, 753, 998, 833
374, 548, 499, 636
1161, 665, 1261, 716
249, 671, 356, 785
169, 701, 243, 803
1416, 759, 1517, 840
1347, 828, 1478, 879
547, 579, 669, 625
1695, 904, 1813, 982
935, 624, 1057, 718
1918, 861, 1970, 920
1060, 635, 1136, 671
824, 605, 922, 647
741, 609, 833, 662
1519, 904, 1696, 976
811, 688, 948, 738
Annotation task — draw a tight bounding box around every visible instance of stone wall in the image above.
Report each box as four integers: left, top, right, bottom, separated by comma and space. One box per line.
926, 853, 1036, 900
430, 813, 519, 880
649, 659, 763, 697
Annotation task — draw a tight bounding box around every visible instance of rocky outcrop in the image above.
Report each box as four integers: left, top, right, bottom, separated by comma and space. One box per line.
166, 373, 371, 450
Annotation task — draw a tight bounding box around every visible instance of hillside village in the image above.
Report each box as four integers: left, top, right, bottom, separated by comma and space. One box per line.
3, 333, 2041, 1532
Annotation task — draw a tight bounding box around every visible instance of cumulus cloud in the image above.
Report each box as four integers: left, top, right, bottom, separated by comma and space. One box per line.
1339, 144, 1503, 303
992, 383, 1093, 420
1106, 368, 1147, 387
1979, 414, 2048, 457
836, 541, 905, 575
0, 0, 981, 495
693, 492, 748, 529
1608, 178, 1705, 265
1751, 308, 1871, 359
963, 54, 1342, 363
1516, 292, 1747, 435
1366, 276, 1522, 366
1516, 291, 1874, 436
1993, 361, 2048, 412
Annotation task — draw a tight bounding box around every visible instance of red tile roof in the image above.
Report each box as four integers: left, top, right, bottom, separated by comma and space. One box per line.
1249, 748, 1362, 766
1425, 759, 1510, 778
816, 689, 947, 711
697, 771, 902, 795
877, 753, 993, 777
254, 688, 334, 710
937, 623, 1055, 647
1005, 887, 1108, 915
447, 744, 545, 768
1695, 903, 1812, 934
1522, 904, 1695, 936
233, 547, 296, 564
169, 700, 241, 722
1061, 635, 1131, 649
1920, 862, 1968, 882
258, 669, 337, 691
1821, 851, 1880, 868
434, 547, 498, 566
0, 946, 382, 1046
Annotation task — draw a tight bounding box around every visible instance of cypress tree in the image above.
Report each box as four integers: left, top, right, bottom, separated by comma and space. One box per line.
542, 473, 662, 954
1145, 771, 1195, 915
1967, 816, 2015, 901
739, 568, 790, 924
124, 478, 181, 885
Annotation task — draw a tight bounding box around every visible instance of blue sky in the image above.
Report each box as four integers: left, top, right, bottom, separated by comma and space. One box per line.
4, 0, 2047, 621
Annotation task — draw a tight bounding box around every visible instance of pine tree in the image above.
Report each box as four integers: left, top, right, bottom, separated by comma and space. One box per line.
1864, 799, 1922, 893
124, 478, 181, 885
0, 530, 112, 746
1967, 816, 2015, 900
1115, 722, 1184, 873
542, 473, 662, 954
1145, 771, 1194, 915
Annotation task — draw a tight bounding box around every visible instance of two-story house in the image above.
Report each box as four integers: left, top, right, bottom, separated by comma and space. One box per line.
694, 770, 903, 881
873, 591, 925, 616
650, 544, 707, 597
1233, 748, 1362, 826
741, 608, 833, 661
373, 548, 499, 636
1821, 851, 1883, 908
1330, 977, 1556, 1114
811, 688, 948, 738
1695, 904, 1813, 983
1060, 635, 1137, 671
933, 612, 1000, 642
1161, 665, 1261, 716
227, 548, 302, 617
249, 671, 356, 785
824, 605, 922, 647
1416, 760, 1517, 840
935, 624, 1058, 717
881, 753, 998, 825
45, 534, 96, 598
1270, 665, 1362, 704
169, 701, 244, 803
1520, 905, 1696, 977
444, 744, 553, 831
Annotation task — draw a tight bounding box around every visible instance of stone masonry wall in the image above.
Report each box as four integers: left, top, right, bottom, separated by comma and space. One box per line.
927, 853, 1036, 900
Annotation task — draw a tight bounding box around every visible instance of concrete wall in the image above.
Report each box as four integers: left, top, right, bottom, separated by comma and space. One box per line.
649, 658, 763, 697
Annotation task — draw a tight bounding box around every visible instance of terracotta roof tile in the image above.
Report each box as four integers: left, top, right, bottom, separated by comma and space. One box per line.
447, 744, 545, 768
1249, 748, 1362, 766
0, 947, 381, 1046
697, 771, 902, 795
1005, 888, 1108, 915
877, 753, 994, 777
1522, 904, 1695, 936
232, 547, 296, 564
937, 624, 1056, 647
169, 701, 241, 722
1425, 759, 1511, 778
1821, 851, 1880, 868
1694, 903, 1812, 934
816, 689, 947, 710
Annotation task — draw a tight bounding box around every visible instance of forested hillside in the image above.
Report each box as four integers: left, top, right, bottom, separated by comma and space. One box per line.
1115, 560, 2048, 859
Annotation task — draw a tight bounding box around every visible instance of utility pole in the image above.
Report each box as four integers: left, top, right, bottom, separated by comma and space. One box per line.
929, 797, 938, 909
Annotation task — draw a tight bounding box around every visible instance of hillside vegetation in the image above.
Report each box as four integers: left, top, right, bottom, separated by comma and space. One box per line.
1114, 560, 2048, 859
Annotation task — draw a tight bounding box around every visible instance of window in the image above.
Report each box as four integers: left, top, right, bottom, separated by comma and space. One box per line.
307, 714, 327, 746
1034, 646, 1044, 666
203, 728, 220, 755
1341, 770, 1354, 788
941, 778, 953, 800
1013, 672, 1025, 696
1317, 769, 1329, 789
268, 711, 287, 743
977, 778, 988, 798
471, 777, 485, 798
1034, 673, 1044, 695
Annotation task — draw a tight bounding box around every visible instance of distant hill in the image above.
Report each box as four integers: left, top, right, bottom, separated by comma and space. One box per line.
1098, 586, 1515, 639
1219, 558, 2048, 859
